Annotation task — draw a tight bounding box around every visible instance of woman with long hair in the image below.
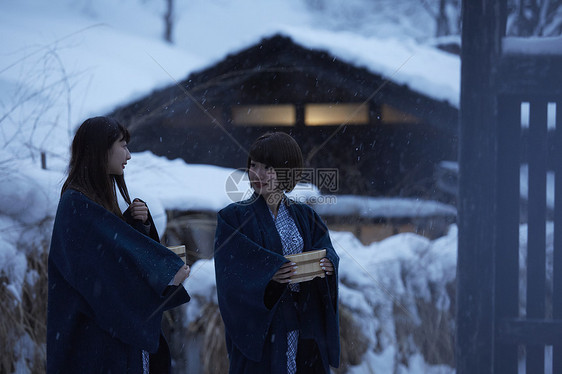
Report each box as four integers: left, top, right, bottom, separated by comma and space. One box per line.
214, 132, 340, 373
47, 116, 190, 374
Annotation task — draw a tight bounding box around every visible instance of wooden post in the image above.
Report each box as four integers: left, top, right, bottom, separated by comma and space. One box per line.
494, 95, 520, 374
456, 1, 505, 373
526, 99, 548, 373
553, 99, 562, 373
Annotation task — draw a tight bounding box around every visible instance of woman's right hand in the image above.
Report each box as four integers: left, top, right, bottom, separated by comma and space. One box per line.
128, 199, 149, 223
172, 264, 190, 286
272, 262, 297, 283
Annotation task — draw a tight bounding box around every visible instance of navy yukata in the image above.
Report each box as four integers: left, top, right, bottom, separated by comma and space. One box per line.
214, 194, 340, 374
47, 189, 190, 374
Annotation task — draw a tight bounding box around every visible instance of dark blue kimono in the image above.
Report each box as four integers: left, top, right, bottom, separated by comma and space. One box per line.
47, 189, 190, 374
214, 194, 340, 373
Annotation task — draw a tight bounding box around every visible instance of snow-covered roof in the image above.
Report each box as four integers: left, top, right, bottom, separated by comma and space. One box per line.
311, 194, 457, 219
503, 36, 562, 55
262, 27, 461, 108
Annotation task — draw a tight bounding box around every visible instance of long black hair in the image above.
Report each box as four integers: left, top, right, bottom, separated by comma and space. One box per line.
62, 116, 132, 218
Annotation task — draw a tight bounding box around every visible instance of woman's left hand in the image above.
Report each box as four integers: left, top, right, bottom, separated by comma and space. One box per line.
172, 264, 190, 286
320, 257, 335, 276
128, 199, 149, 223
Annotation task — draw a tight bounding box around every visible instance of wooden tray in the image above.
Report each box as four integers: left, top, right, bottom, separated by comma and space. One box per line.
285, 249, 326, 284
167, 245, 187, 264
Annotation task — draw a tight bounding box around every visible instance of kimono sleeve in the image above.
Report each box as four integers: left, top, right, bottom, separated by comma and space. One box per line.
214, 205, 288, 362
307, 205, 341, 365
49, 190, 188, 352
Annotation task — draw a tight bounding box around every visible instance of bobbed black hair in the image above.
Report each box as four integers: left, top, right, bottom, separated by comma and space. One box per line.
246, 132, 304, 192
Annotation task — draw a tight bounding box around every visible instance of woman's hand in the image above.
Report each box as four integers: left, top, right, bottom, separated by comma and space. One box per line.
128, 198, 149, 223
172, 264, 190, 286
272, 262, 297, 283
320, 257, 335, 276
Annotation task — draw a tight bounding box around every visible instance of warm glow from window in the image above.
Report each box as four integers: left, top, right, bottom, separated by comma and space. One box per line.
305, 103, 369, 126
381, 104, 423, 124
231, 105, 296, 126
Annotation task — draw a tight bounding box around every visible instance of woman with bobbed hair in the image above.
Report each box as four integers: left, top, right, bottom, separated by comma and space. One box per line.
47, 116, 190, 374
214, 132, 340, 373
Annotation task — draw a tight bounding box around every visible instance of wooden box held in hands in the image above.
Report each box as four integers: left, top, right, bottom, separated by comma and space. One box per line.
285, 249, 326, 284
167, 245, 187, 264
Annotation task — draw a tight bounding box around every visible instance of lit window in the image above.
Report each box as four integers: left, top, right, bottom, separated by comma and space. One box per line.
231, 104, 296, 126
305, 103, 369, 126
381, 104, 423, 124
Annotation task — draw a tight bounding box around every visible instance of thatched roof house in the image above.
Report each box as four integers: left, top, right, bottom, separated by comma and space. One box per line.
112, 34, 458, 197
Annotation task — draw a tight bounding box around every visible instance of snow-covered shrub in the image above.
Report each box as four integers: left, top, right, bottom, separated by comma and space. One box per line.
0, 157, 58, 374
332, 227, 457, 373
0, 217, 52, 374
